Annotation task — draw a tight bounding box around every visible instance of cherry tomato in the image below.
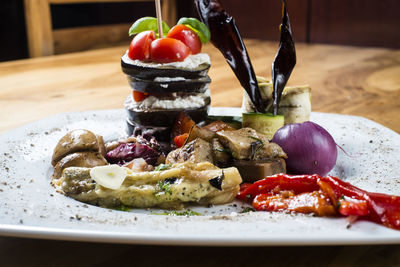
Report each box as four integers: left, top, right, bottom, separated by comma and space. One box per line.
128, 30, 156, 60
167, 24, 202, 54
132, 90, 148, 102
150, 38, 190, 63
174, 133, 189, 148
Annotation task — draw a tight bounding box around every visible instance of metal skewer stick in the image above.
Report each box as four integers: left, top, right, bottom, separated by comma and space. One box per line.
155, 0, 163, 38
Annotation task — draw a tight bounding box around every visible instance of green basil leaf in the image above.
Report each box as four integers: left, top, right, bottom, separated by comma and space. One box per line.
129, 17, 170, 36
177, 17, 211, 43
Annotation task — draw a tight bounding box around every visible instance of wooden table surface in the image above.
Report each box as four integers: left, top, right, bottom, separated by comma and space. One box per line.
0, 40, 400, 266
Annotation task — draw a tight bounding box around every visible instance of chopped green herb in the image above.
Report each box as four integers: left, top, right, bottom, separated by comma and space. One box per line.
248, 136, 265, 160
215, 147, 230, 153
114, 205, 131, 212
241, 207, 255, 213
155, 180, 173, 198
155, 164, 172, 171
155, 210, 202, 216
248, 135, 264, 143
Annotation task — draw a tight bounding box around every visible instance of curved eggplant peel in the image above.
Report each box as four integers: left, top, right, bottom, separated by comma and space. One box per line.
272, 0, 297, 115
194, 0, 266, 113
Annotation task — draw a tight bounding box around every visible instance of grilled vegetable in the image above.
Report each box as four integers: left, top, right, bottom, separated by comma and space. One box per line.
237, 173, 400, 231
272, 0, 297, 115
194, 0, 265, 112
233, 158, 286, 182
166, 138, 213, 164
242, 77, 311, 124
216, 128, 287, 161
126, 119, 171, 143
242, 113, 284, 140
125, 101, 210, 127
127, 75, 211, 94
54, 162, 242, 209
121, 53, 211, 79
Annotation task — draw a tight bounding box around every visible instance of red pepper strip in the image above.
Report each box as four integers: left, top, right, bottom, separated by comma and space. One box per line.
320, 176, 400, 229
237, 174, 320, 201
339, 200, 369, 216
237, 173, 400, 230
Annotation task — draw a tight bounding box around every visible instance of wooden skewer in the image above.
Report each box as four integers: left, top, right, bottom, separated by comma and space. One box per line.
155, 0, 163, 38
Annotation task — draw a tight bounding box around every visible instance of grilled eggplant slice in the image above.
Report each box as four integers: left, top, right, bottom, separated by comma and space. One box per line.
126, 119, 171, 143
125, 102, 210, 127
121, 58, 211, 80
127, 76, 211, 94
54, 162, 242, 209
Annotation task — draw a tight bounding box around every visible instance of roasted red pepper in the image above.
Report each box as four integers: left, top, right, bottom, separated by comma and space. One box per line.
174, 133, 189, 148
237, 173, 400, 230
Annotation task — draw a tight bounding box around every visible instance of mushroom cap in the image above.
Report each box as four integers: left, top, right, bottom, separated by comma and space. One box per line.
51, 129, 104, 166
52, 151, 108, 179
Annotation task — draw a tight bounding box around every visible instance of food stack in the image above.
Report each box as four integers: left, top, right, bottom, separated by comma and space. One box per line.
120, 17, 212, 146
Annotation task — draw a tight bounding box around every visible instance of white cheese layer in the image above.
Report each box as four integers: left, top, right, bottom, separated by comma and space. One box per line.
122, 52, 211, 70
125, 89, 210, 110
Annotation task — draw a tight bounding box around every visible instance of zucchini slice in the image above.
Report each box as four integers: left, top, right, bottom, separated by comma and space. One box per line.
242, 112, 284, 140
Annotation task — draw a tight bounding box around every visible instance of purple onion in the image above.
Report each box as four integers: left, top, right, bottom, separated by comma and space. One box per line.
271, 121, 337, 176
106, 143, 159, 166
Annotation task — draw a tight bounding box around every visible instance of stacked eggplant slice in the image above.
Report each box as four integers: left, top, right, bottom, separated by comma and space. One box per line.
121, 52, 212, 143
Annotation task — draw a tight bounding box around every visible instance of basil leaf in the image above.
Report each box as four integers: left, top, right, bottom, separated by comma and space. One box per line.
177, 17, 211, 43
129, 17, 170, 36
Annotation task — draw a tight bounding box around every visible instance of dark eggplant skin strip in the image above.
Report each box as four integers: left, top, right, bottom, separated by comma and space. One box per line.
272, 0, 297, 115
127, 75, 211, 94
194, 0, 266, 113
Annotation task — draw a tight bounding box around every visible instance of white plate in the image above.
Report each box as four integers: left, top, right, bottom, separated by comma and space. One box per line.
1, 107, 400, 246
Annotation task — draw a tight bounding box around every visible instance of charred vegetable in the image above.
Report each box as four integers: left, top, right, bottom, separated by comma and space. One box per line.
127, 76, 211, 94
194, 0, 265, 112
237, 173, 400, 231
272, 0, 296, 115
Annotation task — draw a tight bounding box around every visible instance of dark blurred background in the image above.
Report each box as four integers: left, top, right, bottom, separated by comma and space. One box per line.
1, 0, 399, 62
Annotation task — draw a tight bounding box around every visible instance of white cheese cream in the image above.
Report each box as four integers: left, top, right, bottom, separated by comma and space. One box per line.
121, 52, 211, 70
125, 89, 210, 110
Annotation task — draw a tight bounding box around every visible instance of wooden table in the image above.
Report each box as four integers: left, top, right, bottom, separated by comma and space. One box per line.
0, 40, 400, 266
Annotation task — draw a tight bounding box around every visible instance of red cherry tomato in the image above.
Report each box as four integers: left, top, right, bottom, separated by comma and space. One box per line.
174, 133, 189, 148
132, 90, 148, 102
150, 38, 190, 63
167, 24, 202, 54
128, 30, 156, 60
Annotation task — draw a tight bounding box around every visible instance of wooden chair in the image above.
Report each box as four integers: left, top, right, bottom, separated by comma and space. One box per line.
24, 0, 176, 57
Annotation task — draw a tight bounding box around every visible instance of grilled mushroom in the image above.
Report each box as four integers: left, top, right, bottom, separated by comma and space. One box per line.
52, 152, 107, 179
51, 129, 105, 166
